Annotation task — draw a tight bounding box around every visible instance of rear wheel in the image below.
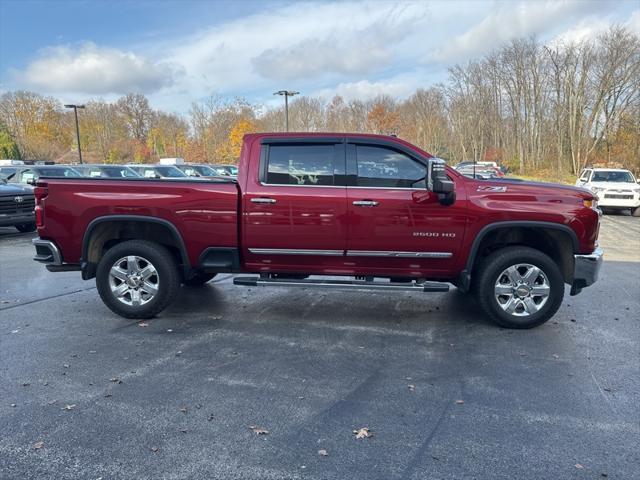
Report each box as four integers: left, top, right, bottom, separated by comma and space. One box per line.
96, 240, 180, 319
15, 222, 36, 233
183, 272, 217, 286
475, 246, 564, 329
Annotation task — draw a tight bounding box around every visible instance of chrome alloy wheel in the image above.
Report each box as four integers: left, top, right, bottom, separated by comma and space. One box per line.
494, 264, 551, 316
108, 256, 159, 306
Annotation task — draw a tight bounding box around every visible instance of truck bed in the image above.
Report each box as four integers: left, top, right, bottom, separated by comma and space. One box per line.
37, 178, 239, 267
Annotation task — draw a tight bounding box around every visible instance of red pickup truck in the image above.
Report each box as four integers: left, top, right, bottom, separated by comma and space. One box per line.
32, 133, 603, 328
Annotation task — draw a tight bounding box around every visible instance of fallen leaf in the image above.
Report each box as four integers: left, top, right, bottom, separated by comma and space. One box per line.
104, 394, 112, 398
166, 329, 173, 333
209, 315, 222, 320
407, 384, 415, 391
318, 449, 328, 456
180, 407, 188, 414
249, 426, 269, 435
22, 383, 30, 387
89, 350, 96, 354
138, 322, 149, 327
353, 427, 373, 439
552, 354, 559, 359
175, 351, 182, 356
33, 441, 44, 449
150, 447, 159, 452
110, 378, 122, 384
455, 400, 464, 405
10, 403, 16, 407
62, 404, 76, 411
63, 364, 70, 368
11, 329, 19, 334
180, 429, 188, 433
603, 387, 612, 392
575, 464, 584, 469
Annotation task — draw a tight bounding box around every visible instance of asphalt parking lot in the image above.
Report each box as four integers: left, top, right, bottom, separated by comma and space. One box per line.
1, 215, 639, 480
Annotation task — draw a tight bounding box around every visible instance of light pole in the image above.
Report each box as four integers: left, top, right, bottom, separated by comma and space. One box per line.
64, 104, 85, 164
273, 90, 299, 131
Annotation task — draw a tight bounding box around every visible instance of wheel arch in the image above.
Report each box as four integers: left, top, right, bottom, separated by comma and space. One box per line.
81, 215, 191, 280
459, 221, 579, 291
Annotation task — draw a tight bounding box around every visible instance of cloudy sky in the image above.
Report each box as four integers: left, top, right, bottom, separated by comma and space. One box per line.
1, 0, 638, 112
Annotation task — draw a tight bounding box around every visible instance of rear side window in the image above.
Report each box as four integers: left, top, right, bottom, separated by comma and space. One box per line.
355, 145, 426, 188
265, 145, 335, 186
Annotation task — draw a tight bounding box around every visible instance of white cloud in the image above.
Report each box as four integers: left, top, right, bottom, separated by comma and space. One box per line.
312, 75, 423, 103
429, 1, 608, 62
14, 42, 180, 94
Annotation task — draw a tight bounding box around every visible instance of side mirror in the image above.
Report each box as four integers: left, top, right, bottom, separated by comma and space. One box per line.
27, 178, 37, 186
427, 158, 455, 205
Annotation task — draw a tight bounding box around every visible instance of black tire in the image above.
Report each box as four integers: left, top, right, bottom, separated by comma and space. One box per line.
96, 240, 180, 319
183, 272, 217, 286
475, 246, 564, 329
632, 206, 640, 217
15, 222, 36, 233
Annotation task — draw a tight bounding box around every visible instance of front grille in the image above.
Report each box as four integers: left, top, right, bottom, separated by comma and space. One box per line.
603, 194, 633, 200
0, 196, 35, 215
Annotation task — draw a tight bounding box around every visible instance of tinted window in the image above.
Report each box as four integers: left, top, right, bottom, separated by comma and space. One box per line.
155, 166, 186, 178
37, 167, 81, 178
266, 145, 335, 185
355, 146, 425, 188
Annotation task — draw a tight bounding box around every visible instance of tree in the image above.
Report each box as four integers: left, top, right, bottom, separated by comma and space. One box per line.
0, 124, 21, 159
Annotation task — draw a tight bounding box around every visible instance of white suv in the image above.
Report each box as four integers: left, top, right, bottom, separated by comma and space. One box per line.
576, 168, 640, 216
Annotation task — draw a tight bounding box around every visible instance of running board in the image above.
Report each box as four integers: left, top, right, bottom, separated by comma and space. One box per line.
233, 276, 449, 292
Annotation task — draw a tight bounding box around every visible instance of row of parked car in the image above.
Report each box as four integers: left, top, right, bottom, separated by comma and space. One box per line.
452, 161, 507, 179
0, 162, 238, 185
0, 162, 239, 233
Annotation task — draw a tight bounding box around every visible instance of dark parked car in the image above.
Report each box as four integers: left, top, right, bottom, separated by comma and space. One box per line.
0, 179, 36, 232
1, 165, 82, 185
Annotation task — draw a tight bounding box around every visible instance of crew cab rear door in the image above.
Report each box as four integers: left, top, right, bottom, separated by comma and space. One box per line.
344, 138, 466, 277
242, 137, 348, 274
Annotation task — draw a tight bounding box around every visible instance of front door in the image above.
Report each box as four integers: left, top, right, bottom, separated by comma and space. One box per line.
243, 139, 349, 275
345, 141, 466, 278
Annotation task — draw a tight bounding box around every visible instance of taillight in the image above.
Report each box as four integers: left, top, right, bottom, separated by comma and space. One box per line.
34, 184, 48, 205
34, 183, 48, 227
35, 206, 44, 227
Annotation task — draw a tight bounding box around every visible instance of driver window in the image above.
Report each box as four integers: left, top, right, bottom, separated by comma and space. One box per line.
355, 145, 426, 188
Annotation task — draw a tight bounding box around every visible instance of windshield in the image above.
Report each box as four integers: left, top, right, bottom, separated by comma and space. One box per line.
195, 165, 216, 176
228, 166, 238, 175
591, 171, 635, 183
155, 166, 187, 178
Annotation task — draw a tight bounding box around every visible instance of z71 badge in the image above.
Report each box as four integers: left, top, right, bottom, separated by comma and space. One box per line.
477, 185, 507, 192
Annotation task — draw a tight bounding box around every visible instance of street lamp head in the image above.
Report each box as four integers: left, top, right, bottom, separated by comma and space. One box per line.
273, 90, 299, 97
64, 104, 86, 109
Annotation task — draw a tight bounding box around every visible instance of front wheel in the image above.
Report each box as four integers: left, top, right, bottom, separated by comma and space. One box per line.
475, 246, 564, 329
632, 206, 640, 217
96, 240, 181, 319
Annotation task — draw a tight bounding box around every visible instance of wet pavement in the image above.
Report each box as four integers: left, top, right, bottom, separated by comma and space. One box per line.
1, 214, 638, 480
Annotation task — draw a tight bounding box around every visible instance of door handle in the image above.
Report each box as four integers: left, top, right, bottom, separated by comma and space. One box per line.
353, 200, 379, 207
251, 197, 277, 204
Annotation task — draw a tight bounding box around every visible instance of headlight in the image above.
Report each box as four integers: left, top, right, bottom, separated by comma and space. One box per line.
590, 186, 605, 193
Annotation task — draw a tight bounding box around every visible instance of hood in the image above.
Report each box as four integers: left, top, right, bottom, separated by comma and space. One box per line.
585, 181, 640, 191
484, 178, 594, 197
0, 182, 34, 196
